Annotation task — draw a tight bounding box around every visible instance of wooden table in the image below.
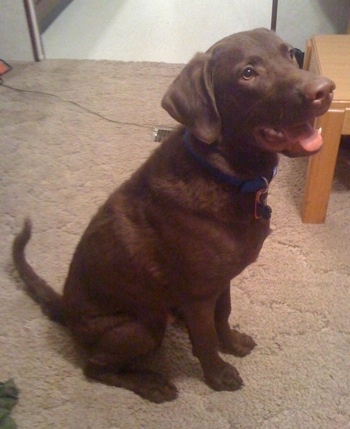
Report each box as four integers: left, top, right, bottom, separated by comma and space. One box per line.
301, 35, 350, 223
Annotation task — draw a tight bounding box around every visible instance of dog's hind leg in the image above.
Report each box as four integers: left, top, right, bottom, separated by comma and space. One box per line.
81, 317, 178, 403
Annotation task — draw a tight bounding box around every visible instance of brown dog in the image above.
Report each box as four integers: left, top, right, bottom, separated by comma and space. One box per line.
12, 28, 334, 403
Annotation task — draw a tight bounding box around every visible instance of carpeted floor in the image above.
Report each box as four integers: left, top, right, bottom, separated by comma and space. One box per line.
1, 59, 350, 429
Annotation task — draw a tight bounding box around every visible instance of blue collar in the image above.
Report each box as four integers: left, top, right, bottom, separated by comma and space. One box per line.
183, 132, 276, 193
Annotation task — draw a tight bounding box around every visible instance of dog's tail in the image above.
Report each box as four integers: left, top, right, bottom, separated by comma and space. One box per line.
12, 218, 66, 325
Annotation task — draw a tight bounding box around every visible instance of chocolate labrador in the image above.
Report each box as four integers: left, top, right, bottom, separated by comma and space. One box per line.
12, 28, 335, 403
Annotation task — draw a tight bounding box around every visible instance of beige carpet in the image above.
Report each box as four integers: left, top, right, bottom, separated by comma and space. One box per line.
1, 59, 350, 429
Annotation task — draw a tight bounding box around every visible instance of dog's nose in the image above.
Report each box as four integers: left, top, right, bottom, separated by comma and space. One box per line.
303, 77, 335, 106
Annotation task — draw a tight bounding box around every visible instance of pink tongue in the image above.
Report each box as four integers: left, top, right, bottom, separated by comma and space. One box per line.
284, 122, 323, 152
299, 127, 323, 152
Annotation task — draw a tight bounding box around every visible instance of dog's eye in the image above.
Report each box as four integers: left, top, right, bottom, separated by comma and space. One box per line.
289, 49, 295, 60
241, 67, 256, 80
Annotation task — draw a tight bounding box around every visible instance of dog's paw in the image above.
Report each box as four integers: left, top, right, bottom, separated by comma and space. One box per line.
220, 329, 257, 357
133, 371, 178, 403
205, 362, 243, 391
85, 364, 178, 403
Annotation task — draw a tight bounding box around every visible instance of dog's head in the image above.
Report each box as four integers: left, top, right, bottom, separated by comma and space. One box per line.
162, 28, 335, 157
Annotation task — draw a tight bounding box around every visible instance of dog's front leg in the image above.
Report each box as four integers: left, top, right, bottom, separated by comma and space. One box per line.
182, 299, 243, 391
215, 286, 256, 357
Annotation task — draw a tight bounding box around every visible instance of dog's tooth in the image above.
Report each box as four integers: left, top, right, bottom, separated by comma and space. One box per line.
318, 127, 322, 135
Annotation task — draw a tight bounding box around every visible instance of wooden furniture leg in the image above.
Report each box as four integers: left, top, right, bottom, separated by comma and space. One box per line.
301, 110, 344, 223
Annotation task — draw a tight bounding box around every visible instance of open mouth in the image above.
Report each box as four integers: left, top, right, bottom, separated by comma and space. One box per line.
254, 120, 323, 154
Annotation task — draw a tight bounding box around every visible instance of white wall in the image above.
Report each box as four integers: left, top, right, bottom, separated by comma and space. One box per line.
0, 0, 34, 61
42, 0, 273, 63
277, 0, 349, 50
1, 0, 348, 62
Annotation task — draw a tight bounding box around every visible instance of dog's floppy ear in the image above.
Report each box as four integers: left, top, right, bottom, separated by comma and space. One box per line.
161, 53, 221, 144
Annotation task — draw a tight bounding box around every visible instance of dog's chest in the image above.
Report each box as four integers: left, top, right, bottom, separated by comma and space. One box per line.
167, 210, 270, 278
219, 219, 270, 275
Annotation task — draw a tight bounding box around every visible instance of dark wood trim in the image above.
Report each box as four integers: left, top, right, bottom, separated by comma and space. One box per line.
23, 0, 40, 61
271, 0, 278, 31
